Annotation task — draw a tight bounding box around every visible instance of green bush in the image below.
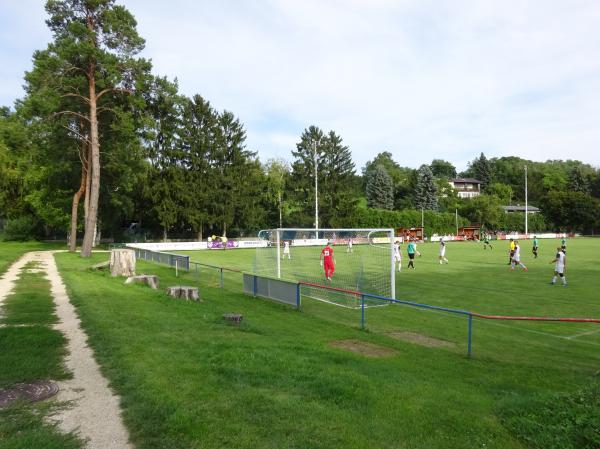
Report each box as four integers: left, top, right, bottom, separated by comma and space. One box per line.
498, 212, 547, 233
500, 380, 600, 449
3, 215, 41, 241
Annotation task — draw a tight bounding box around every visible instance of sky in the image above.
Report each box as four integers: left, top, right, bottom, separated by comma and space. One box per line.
1, 0, 599, 172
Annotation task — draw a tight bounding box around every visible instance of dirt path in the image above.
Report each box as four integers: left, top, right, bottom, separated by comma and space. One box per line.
0, 252, 36, 309
1, 252, 132, 449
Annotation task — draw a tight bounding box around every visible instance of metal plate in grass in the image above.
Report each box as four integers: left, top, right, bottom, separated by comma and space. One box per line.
0, 380, 59, 408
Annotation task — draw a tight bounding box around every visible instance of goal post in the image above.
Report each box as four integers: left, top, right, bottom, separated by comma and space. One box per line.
254, 228, 395, 308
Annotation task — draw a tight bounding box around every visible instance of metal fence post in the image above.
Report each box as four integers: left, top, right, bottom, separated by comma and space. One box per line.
468, 314, 473, 357
361, 295, 366, 330
296, 283, 301, 308
253, 275, 257, 297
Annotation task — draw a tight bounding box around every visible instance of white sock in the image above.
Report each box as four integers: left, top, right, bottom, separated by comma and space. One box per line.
552, 276, 557, 284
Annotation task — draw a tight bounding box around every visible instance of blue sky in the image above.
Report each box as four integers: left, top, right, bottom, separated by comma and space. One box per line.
1, 0, 599, 172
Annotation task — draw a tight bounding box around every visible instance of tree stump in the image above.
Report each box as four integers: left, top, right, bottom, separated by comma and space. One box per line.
223, 313, 243, 324
124, 275, 159, 289
110, 249, 136, 277
166, 286, 200, 301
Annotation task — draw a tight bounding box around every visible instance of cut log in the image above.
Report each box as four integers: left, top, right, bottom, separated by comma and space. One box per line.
124, 275, 159, 289
91, 260, 110, 270
166, 286, 200, 301
110, 249, 136, 277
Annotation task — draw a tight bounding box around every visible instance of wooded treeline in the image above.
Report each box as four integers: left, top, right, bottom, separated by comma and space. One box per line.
1, 1, 600, 251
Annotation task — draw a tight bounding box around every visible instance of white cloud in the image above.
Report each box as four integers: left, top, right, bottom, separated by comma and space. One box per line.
1, 0, 599, 172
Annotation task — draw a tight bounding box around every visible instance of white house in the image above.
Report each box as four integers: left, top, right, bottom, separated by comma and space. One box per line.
449, 178, 482, 198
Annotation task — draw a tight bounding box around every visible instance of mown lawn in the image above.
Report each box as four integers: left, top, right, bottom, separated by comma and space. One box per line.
55, 239, 600, 449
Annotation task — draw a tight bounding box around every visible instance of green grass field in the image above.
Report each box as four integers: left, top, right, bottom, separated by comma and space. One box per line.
45, 238, 600, 448
182, 237, 600, 318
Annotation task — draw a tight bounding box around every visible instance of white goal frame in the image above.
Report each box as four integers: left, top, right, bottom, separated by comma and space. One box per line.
263, 228, 396, 300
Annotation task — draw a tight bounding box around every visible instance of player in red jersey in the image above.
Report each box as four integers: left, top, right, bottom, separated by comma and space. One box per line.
320, 241, 336, 281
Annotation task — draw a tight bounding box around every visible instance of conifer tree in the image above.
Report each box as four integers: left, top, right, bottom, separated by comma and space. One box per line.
414, 164, 438, 210
567, 166, 589, 194
28, 0, 150, 256
289, 126, 356, 227
470, 152, 492, 188
366, 165, 394, 210
180, 94, 217, 240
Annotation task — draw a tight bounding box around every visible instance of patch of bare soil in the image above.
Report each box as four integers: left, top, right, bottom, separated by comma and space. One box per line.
329, 339, 398, 358
388, 331, 456, 348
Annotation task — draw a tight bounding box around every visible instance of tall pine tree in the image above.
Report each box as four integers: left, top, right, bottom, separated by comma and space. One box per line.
414, 164, 438, 210
567, 166, 589, 194
180, 94, 217, 240
28, 0, 150, 256
366, 165, 394, 210
470, 152, 492, 188
289, 126, 356, 227
143, 76, 184, 241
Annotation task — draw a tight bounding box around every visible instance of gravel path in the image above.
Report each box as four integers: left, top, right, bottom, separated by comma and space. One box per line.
0, 252, 35, 309
1, 252, 132, 449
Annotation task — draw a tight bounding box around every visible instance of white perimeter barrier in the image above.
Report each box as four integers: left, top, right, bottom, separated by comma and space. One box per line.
126, 240, 268, 252
429, 232, 576, 242
125, 233, 579, 251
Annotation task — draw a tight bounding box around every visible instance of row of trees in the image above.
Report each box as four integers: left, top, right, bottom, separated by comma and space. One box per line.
362, 151, 600, 233
1, 1, 600, 250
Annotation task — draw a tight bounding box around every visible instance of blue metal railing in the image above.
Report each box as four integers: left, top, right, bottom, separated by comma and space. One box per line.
360, 292, 474, 357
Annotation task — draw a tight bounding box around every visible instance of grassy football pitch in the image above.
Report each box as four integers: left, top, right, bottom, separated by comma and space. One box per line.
182, 237, 600, 334
4, 238, 598, 448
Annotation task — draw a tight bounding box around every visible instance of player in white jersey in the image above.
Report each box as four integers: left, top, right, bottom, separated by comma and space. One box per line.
347, 238, 353, 253
438, 239, 449, 264
549, 247, 567, 286
282, 240, 291, 259
393, 241, 402, 272
510, 241, 528, 272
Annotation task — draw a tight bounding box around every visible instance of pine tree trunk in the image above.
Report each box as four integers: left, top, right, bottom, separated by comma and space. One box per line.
84, 154, 91, 222
81, 69, 100, 258
69, 157, 87, 252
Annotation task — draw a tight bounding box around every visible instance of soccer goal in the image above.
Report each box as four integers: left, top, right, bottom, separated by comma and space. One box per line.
254, 228, 395, 308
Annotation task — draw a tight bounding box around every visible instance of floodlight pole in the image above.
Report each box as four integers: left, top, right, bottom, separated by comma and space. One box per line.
313, 141, 319, 239
455, 208, 458, 235
276, 228, 281, 278
524, 165, 528, 236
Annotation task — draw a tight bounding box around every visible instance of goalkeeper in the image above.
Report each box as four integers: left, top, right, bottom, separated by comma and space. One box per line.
320, 241, 336, 281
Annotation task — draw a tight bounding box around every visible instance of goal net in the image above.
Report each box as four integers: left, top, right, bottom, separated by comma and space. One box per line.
254, 228, 395, 308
